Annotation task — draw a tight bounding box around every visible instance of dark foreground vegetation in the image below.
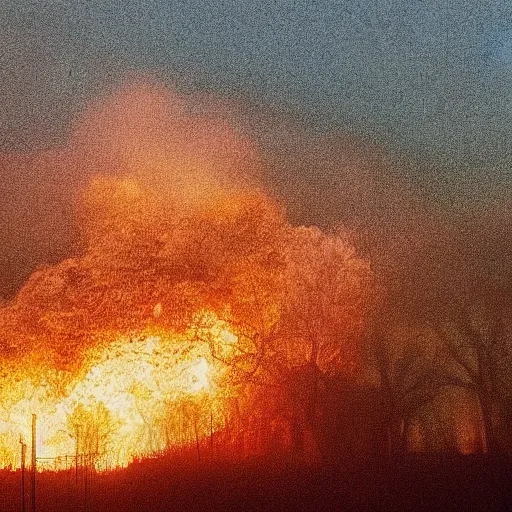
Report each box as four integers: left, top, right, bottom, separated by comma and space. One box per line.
1, 454, 511, 512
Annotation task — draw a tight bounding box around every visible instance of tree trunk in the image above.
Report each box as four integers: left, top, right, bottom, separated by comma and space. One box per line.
479, 394, 498, 454
388, 413, 406, 459
290, 418, 305, 459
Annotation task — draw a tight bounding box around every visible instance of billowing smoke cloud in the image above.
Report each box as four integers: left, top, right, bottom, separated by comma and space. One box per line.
0, 76, 374, 368
1, 74, 510, 324
0, 77, 264, 299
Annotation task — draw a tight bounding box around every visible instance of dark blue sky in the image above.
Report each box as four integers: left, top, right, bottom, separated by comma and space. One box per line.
1, 0, 512, 177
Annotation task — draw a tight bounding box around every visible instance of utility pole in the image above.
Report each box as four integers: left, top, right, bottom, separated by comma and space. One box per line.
31, 414, 36, 512
20, 437, 26, 512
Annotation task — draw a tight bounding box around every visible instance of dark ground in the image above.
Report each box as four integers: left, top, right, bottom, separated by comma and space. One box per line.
1, 455, 511, 512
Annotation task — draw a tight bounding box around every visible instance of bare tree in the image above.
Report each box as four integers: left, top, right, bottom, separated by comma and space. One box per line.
431, 303, 512, 454
369, 325, 441, 457
67, 402, 117, 458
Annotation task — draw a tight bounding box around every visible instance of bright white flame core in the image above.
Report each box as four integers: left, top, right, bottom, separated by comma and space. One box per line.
0, 320, 233, 469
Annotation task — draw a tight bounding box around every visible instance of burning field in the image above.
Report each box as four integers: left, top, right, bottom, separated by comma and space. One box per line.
0, 80, 373, 470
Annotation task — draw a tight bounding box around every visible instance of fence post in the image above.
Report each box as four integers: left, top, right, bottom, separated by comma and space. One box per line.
20, 437, 26, 512
194, 417, 201, 462
31, 414, 36, 512
210, 411, 214, 458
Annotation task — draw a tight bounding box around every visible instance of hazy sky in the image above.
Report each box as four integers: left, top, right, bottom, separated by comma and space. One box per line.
1, 0, 511, 168
1, 0, 511, 298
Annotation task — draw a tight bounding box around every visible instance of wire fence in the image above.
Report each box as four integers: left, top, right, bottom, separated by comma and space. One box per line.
35, 454, 119, 473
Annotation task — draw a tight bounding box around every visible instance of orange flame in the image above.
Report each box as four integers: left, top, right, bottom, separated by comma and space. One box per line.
0, 314, 236, 468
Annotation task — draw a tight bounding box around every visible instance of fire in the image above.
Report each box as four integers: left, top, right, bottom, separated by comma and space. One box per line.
0, 83, 374, 470
0, 316, 234, 469
0, 170, 371, 469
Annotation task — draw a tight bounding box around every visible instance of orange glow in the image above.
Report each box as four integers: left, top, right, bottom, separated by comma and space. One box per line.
0, 169, 371, 469
0, 315, 238, 469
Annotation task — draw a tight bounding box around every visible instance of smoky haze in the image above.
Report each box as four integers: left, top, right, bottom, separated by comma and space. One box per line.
0, 78, 262, 299
0, 76, 510, 321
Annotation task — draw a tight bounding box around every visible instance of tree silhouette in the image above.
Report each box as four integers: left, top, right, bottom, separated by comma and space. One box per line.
67, 402, 117, 458
370, 324, 441, 457
431, 303, 512, 453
